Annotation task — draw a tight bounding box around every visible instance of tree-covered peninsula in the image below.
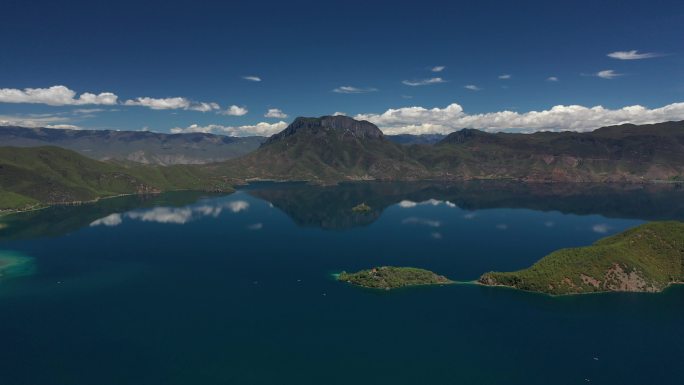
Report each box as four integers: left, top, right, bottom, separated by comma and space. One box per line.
479, 221, 684, 295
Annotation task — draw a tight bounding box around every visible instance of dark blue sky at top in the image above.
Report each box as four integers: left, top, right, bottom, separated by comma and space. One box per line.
1, 0, 683, 133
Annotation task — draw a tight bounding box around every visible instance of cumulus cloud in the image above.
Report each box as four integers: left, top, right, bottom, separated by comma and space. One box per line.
264, 108, 287, 118
607, 50, 662, 60
124, 97, 190, 110
498, 74, 511, 79
332, 111, 346, 116
547, 76, 559, 82
243, 76, 262, 82
170, 121, 288, 136
464, 85, 481, 91
124, 97, 222, 112
354, 101, 684, 135
220, 105, 248, 116
0, 85, 118, 106
431, 66, 446, 72
402, 77, 446, 86
333, 86, 378, 94
596, 70, 622, 79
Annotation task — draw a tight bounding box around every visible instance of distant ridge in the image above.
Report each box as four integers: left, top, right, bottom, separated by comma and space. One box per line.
0, 126, 265, 165
215, 117, 684, 183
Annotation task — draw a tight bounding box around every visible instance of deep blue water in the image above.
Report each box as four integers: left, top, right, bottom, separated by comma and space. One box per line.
0, 182, 683, 385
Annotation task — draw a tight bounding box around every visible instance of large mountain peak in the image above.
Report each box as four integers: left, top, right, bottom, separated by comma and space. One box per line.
263, 115, 384, 145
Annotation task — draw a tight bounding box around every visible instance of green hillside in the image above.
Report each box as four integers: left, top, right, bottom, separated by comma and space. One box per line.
0, 146, 229, 211
479, 221, 684, 294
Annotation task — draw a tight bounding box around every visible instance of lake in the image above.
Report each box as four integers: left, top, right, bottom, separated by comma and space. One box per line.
1, 181, 683, 385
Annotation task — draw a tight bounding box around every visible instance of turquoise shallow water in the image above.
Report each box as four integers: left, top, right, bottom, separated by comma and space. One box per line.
0, 182, 683, 385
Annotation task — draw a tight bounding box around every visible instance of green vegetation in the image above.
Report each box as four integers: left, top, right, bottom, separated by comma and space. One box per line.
0, 146, 231, 211
479, 221, 684, 295
351, 202, 371, 212
338, 266, 453, 290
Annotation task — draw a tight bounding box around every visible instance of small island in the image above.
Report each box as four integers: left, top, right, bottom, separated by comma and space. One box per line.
351, 203, 371, 213
479, 221, 684, 295
338, 266, 453, 290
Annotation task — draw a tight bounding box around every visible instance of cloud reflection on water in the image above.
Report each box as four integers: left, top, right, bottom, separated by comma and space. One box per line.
89, 200, 251, 227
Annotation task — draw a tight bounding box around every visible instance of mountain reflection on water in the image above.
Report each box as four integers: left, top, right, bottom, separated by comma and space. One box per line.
1, 181, 683, 240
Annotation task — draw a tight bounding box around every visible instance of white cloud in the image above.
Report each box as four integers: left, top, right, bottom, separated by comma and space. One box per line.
264, 108, 287, 118
332, 111, 346, 116
0, 85, 118, 106
607, 50, 662, 60
464, 85, 481, 91
402, 77, 446, 86
498, 74, 511, 79
431, 66, 446, 72
401, 217, 441, 227
90, 213, 123, 227
0, 114, 72, 128
124, 97, 190, 110
170, 121, 288, 137
189, 102, 221, 112
243, 76, 262, 82
596, 70, 622, 79
123, 97, 222, 112
220, 105, 248, 116
332, 86, 378, 94
124, 96, 221, 112
45, 124, 81, 130
547, 76, 559, 82
355, 101, 684, 135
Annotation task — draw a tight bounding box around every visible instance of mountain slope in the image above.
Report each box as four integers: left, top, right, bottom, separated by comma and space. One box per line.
211, 116, 427, 182
409, 120, 684, 182
0, 126, 264, 165
0, 146, 228, 210
480, 221, 684, 294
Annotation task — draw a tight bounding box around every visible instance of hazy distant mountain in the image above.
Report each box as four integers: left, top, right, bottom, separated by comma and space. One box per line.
386, 134, 446, 145
0, 126, 265, 165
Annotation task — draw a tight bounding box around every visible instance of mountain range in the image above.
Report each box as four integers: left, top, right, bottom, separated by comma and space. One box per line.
1, 115, 684, 210
0, 126, 264, 165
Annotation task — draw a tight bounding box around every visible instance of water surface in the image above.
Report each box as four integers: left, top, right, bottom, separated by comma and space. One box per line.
1, 182, 682, 385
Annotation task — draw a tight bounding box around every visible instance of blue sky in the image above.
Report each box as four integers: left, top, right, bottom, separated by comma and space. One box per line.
1, 0, 683, 135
